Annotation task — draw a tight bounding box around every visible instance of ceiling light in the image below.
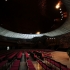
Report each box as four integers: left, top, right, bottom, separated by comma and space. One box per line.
62, 16, 63, 18
60, 11, 62, 13
55, 1, 61, 9
5, 0, 7, 1
61, 14, 63, 16
59, 8, 62, 10
36, 31, 40, 34
52, 38, 53, 39
50, 38, 51, 39
54, 38, 55, 39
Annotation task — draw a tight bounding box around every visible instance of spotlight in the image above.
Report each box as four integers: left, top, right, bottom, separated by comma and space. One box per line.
36, 31, 40, 34
60, 11, 62, 13
59, 8, 62, 10
5, 0, 7, 1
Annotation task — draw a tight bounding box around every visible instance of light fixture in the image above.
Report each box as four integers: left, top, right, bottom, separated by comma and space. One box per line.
50, 38, 51, 39
59, 8, 62, 10
52, 38, 53, 39
54, 38, 55, 39
7, 46, 10, 50
61, 14, 63, 16
60, 11, 62, 13
36, 31, 40, 34
62, 16, 63, 18
55, 1, 61, 9
5, 0, 7, 1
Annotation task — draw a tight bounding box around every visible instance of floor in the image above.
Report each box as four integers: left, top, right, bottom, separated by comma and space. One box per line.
19, 54, 27, 70
51, 51, 70, 68
19, 53, 44, 70
19, 51, 70, 70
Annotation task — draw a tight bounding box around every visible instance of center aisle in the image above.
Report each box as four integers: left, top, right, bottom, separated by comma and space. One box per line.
29, 54, 44, 70
19, 53, 28, 70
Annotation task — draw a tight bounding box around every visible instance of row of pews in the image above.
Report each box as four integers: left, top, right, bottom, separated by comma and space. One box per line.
0, 49, 70, 70
29, 50, 70, 70
27, 59, 36, 70
10, 60, 20, 70
24, 52, 36, 70
25, 50, 69, 70
0, 50, 22, 70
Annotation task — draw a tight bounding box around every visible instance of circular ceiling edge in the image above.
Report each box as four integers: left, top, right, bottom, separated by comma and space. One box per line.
0, 0, 70, 39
